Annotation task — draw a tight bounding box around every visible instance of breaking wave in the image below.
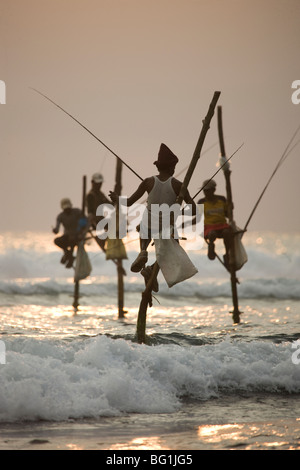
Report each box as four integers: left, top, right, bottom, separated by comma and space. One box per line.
1, 335, 299, 422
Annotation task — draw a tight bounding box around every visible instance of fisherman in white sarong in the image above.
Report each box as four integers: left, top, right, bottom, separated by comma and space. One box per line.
109, 143, 198, 289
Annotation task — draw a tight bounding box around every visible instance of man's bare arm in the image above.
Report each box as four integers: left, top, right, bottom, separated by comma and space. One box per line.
109, 178, 152, 207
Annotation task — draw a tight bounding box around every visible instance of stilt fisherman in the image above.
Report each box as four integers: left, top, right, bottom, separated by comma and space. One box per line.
198, 179, 233, 266
109, 143, 197, 288
53, 198, 87, 268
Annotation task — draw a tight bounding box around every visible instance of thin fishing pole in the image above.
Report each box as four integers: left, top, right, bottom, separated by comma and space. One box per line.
125, 141, 220, 216
108, 144, 244, 248
243, 138, 300, 232
124, 143, 244, 241
243, 125, 300, 232
191, 143, 244, 200
277, 139, 300, 169
277, 124, 300, 167
176, 143, 243, 235
30, 87, 144, 182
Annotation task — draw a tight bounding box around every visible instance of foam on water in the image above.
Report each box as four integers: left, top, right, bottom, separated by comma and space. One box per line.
0, 335, 299, 423
1, 232, 300, 425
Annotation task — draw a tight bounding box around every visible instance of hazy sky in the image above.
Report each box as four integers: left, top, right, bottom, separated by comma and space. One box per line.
1, 0, 299, 233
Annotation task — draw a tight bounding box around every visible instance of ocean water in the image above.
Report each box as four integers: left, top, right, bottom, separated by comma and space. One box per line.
0, 230, 299, 451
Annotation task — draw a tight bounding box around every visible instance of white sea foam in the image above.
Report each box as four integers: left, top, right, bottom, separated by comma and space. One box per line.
0, 232, 299, 426
0, 335, 299, 422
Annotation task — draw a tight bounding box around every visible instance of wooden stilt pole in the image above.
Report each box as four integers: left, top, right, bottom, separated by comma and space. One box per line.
217, 106, 241, 323
117, 259, 125, 317
73, 175, 87, 313
89, 230, 126, 275
73, 280, 80, 312
136, 262, 160, 343
114, 158, 127, 318
136, 91, 221, 343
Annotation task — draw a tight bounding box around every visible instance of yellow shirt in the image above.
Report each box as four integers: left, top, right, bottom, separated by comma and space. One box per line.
198, 195, 228, 225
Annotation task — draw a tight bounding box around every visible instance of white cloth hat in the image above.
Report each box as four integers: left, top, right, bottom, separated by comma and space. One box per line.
92, 172, 104, 183
60, 198, 72, 209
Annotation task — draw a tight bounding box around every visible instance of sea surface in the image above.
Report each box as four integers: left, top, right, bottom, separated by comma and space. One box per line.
0, 230, 299, 451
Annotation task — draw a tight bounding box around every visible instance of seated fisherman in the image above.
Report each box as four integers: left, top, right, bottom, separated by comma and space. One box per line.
198, 179, 232, 263
86, 173, 111, 230
53, 198, 87, 268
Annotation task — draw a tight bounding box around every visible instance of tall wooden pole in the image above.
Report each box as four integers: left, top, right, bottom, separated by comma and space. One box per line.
73, 175, 87, 313
136, 91, 221, 343
217, 106, 241, 323
114, 159, 126, 318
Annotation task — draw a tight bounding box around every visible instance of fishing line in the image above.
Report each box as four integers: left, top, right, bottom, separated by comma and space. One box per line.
243, 125, 300, 232
191, 142, 244, 200
120, 144, 245, 247
30, 87, 144, 182
125, 142, 220, 219
277, 139, 300, 169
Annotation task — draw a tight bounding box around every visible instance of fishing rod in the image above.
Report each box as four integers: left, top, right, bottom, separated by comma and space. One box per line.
122, 142, 244, 245
191, 142, 244, 200
30, 87, 144, 182
177, 143, 243, 238
124, 141, 220, 217
278, 139, 300, 168
243, 125, 300, 232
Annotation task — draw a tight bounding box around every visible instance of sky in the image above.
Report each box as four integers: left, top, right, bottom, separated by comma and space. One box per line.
0, 0, 300, 233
